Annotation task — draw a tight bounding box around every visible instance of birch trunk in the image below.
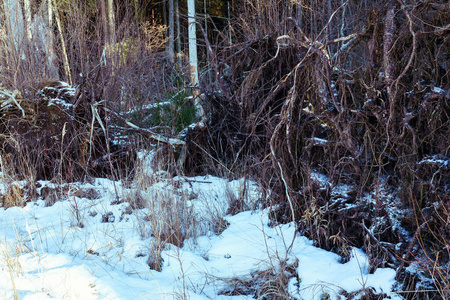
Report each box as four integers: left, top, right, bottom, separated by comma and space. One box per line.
23, 0, 32, 41
187, 0, 199, 90
3, 0, 25, 53
44, 0, 59, 79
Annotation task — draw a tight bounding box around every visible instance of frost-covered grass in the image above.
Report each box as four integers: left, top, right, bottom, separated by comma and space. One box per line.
0, 170, 403, 299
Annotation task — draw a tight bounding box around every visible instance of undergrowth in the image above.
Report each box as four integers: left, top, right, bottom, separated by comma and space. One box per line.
184, 0, 450, 297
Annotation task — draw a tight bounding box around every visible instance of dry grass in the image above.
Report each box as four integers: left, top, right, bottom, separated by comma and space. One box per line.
1, 245, 20, 300
127, 153, 201, 271
0, 146, 30, 209
0, 232, 32, 300
397, 195, 450, 299
218, 252, 298, 299
0, 183, 25, 209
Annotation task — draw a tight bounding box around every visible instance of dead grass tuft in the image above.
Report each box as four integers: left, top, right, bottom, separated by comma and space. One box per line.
0, 184, 26, 209
218, 258, 298, 299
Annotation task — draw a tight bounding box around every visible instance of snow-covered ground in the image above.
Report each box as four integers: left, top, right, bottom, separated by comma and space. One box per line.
0, 168, 403, 299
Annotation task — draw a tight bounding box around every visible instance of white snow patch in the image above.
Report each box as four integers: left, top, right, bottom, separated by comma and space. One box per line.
0, 173, 402, 299
310, 171, 329, 186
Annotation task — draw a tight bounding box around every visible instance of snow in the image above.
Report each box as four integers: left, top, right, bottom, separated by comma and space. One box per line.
293, 247, 397, 299
310, 171, 330, 187
433, 87, 445, 94
418, 154, 449, 167
0, 170, 403, 299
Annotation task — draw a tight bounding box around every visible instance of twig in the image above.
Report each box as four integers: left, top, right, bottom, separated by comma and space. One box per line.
0, 89, 25, 117
361, 221, 398, 266
395, 221, 428, 280
391, 0, 417, 89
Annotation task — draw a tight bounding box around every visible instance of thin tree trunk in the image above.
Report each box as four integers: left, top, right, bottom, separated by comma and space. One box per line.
53, 0, 72, 84
310, 0, 313, 38
45, 0, 59, 79
168, 0, 174, 63
187, 0, 199, 90
340, 0, 346, 38
327, 0, 332, 40
383, 1, 396, 104
134, 0, 139, 20
204, 0, 211, 84
162, 0, 167, 36
100, 0, 108, 44
297, 0, 302, 27
175, 0, 182, 69
4, 0, 25, 52
23, 0, 32, 41
46, 0, 52, 26
227, 1, 232, 45
107, 0, 116, 45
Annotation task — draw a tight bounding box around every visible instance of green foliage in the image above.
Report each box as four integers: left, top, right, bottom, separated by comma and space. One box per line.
150, 89, 198, 133
142, 71, 198, 133
122, 71, 197, 135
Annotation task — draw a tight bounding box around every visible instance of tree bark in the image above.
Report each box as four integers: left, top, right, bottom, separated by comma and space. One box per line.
23, 0, 32, 41
187, 0, 199, 92
53, 0, 71, 83
3, 0, 25, 53
168, 0, 175, 63
100, 0, 108, 44
107, 0, 116, 45
383, 1, 396, 103
175, 0, 182, 69
297, 0, 302, 27
44, 0, 59, 79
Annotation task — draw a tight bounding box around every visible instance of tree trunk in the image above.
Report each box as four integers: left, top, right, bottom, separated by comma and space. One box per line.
46, 0, 52, 25
23, 0, 32, 41
297, 0, 302, 27
3, 0, 25, 53
44, 0, 59, 79
310, 0, 314, 38
53, 0, 71, 83
162, 0, 167, 36
175, 0, 182, 69
204, 0, 211, 84
100, 0, 108, 44
107, 0, 116, 45
227, 1, 232, 45
383, 1, 396, 104
187, 0, 199, 91
327, 0, 332, 40
168, 0, 175, 63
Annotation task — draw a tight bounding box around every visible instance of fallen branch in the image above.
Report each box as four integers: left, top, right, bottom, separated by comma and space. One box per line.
107, 109, 186, 147
361, 221, 398, 267
0, 88, 25, 117
395, 221, 428, 280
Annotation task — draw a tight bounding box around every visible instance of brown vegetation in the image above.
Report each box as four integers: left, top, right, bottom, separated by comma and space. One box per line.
185, 0, 450, 297
0, 81, 135, 182
0, 0, 448, 297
